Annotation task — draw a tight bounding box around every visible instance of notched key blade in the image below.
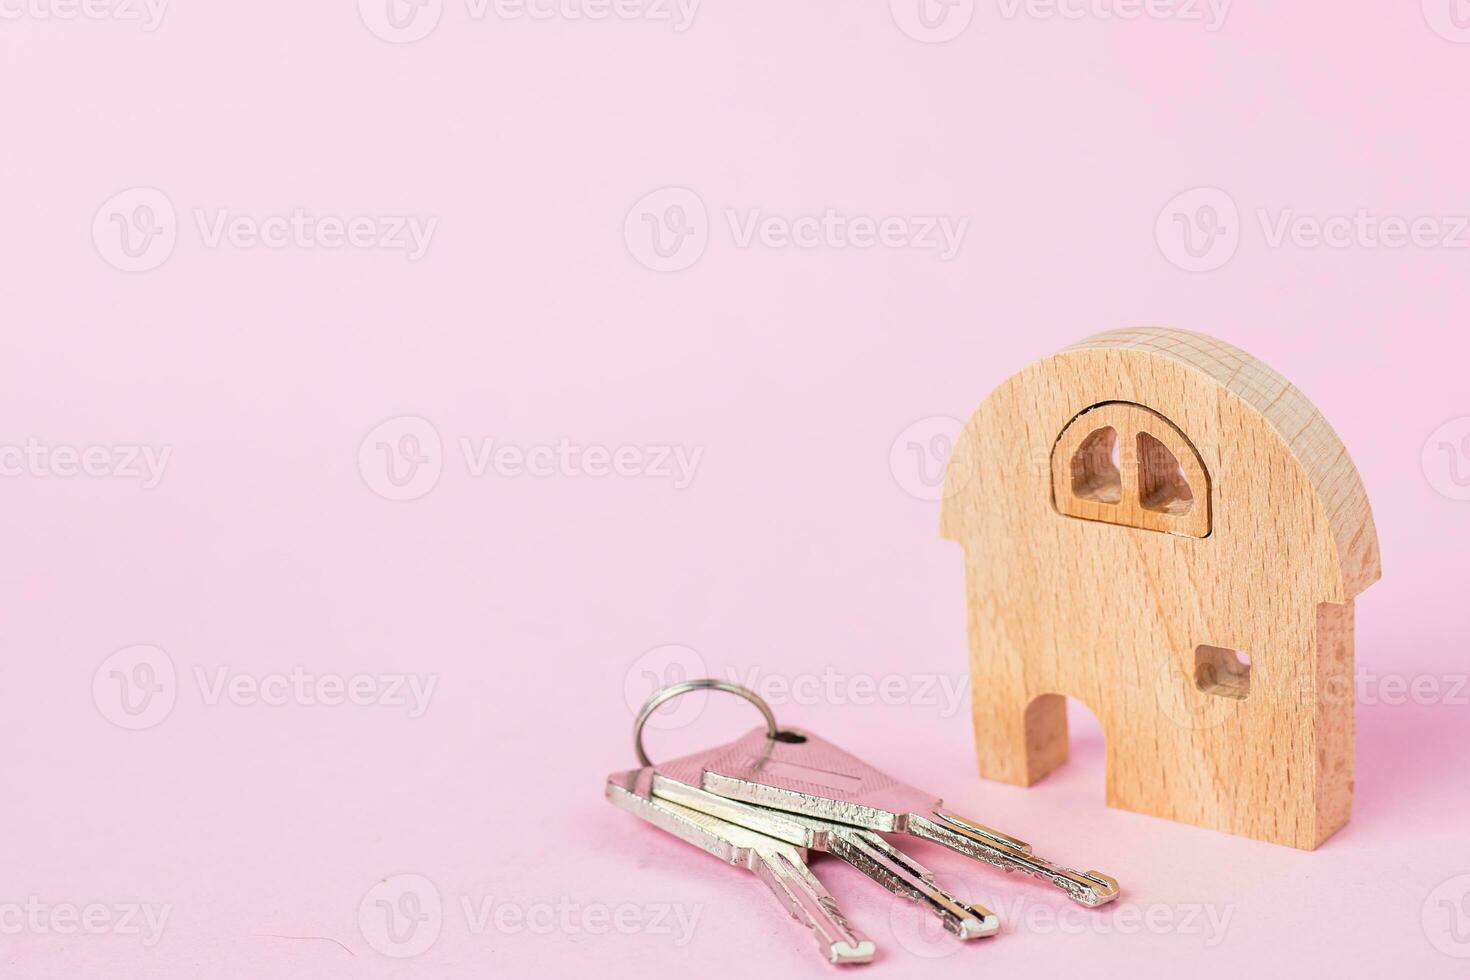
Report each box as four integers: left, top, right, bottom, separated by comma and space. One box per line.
921, 811, 1120, 907
653, 768, 1000, 941
757, 849, 876, 965
832, 831, 1000, 940
605, 768, 877, 966
689, 727, 1121, 908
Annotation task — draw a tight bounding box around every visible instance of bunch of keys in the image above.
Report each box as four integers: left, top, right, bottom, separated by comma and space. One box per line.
605, 680, 1120, 966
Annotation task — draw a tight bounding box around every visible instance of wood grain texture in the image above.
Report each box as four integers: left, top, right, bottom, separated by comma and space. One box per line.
939, 327, 1380, 849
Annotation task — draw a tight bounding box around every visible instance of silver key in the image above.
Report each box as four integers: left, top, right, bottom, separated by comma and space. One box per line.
690, 727, 1120, 908
605, 768, 876, 965
648, 768, 998, 940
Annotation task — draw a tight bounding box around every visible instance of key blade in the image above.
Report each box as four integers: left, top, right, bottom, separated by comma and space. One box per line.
831, 830, 999, 940
921, 810, 1120, 907
650, 774, 827, 849
920, 807, 1033, 854
653, 767, 1001, 941
755, 849, 876, 964
687, 727, 1120, 908
607, 768, 878, 965
606, 769, 754, 865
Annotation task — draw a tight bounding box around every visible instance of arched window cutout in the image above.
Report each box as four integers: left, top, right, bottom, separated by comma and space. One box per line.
1137, 431, 1193, 515
1049, 401, 1211, 537
1070, 427, 1121, 504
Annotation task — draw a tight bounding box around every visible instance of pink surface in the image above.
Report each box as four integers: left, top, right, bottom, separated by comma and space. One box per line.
3, 2, 1470, 977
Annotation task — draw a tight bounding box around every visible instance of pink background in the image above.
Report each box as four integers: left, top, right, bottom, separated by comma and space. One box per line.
4, 1, 1470, 976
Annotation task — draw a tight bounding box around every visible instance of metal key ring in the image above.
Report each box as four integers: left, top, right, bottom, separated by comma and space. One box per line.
633, 678, 780, 768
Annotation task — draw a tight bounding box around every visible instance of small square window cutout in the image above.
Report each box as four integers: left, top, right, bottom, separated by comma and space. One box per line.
1194, 645, 1250, 700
